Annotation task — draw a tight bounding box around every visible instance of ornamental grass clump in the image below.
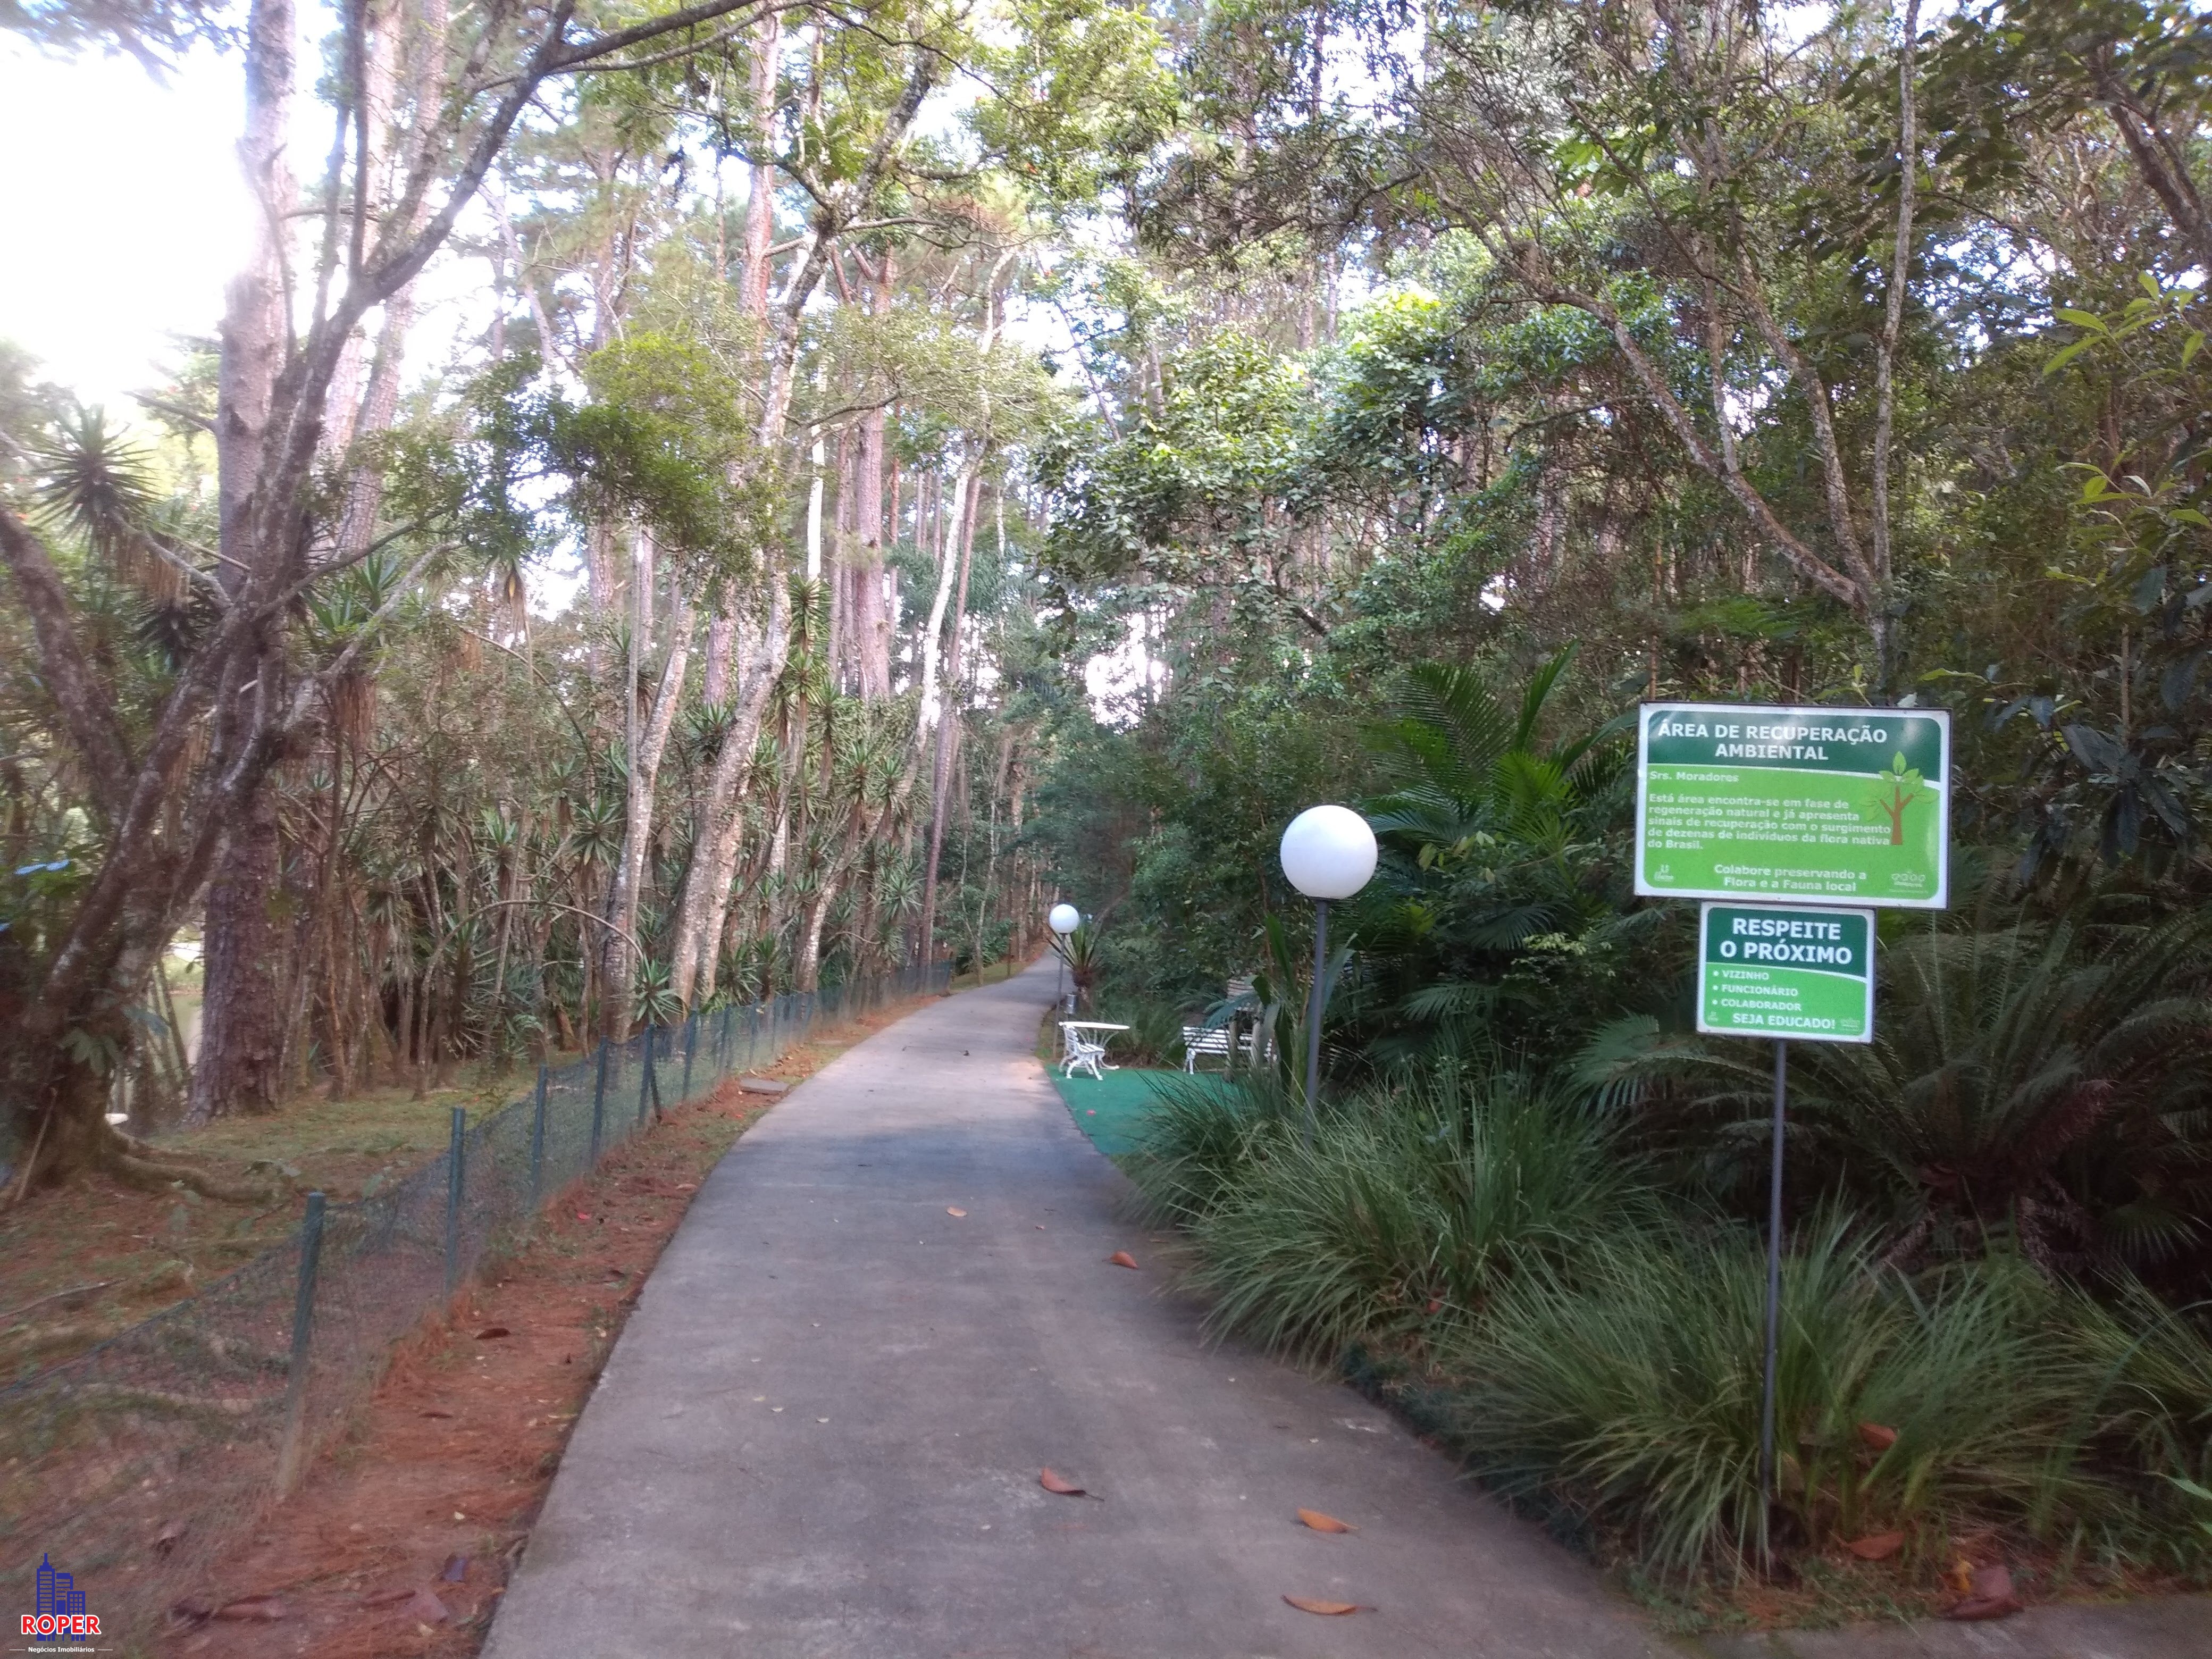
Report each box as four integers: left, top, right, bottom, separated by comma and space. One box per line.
1154, 1068, 1643, 1360
1127, 1068, 1301, 1226
1436, 1216, 2133, 1581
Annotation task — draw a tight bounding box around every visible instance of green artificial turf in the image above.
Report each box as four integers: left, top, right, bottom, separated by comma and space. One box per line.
1044, 1064, 1184, 1158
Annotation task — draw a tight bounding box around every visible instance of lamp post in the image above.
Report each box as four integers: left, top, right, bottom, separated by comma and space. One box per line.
1279, 805, 1377, 1142
1049, 902, 1080, 1014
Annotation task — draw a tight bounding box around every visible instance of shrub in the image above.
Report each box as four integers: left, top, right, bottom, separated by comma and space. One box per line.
1437, 1218, 2136, 1581
1127, 1069, 1297, 1225
1158, 1067, 1645, 1360
2066, 1285, 2212, 1556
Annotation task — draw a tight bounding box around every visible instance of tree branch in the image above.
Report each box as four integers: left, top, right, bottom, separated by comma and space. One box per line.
0, 507, 135, 820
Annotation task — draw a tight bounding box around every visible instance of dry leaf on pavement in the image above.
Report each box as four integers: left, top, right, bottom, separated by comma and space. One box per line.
1039, 1468, 1087, 1495
1297, 1509, 1355, 1534
1283, 1596, 1362, 1615
1108, 1250, 1138, 1269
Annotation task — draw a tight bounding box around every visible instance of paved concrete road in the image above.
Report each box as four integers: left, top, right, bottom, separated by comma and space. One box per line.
483, 961, 1669, 1659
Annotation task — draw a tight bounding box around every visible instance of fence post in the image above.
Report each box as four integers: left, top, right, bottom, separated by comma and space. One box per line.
529, 1063, 548, 1204
590, 1039, 609, 1163
681, 1013, 697, 1102
275, 1191, 328, 1496
636, 1024, 656, 1125
443, 1106, 466, 1300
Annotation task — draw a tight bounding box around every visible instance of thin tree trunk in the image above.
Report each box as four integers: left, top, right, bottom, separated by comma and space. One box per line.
602, 535, 694, 1035
918, 474, 980, 967
671, 593, 788, 1004
1866, 0, 1920, 693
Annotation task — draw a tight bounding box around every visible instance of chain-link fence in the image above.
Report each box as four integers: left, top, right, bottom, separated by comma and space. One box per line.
0, 960, 948, 1645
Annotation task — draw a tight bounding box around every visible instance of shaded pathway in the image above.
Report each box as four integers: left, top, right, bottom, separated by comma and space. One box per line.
482, 960, 1670, 1657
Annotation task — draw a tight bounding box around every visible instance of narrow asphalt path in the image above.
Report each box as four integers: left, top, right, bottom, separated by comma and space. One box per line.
483, 960, 1668, 1659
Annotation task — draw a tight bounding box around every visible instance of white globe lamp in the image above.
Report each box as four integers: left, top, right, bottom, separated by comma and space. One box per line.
1280, 805, 1378, 900
1048, 902, 1082, 1012
1279, 805, 1377, 1136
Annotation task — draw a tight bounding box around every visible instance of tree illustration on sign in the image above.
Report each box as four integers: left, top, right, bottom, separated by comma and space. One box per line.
1871, 752, 1922, 846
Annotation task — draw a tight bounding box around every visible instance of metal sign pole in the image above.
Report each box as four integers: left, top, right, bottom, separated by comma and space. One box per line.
1303, 899, 1329, 1145
1758, 1038, 1787, 1519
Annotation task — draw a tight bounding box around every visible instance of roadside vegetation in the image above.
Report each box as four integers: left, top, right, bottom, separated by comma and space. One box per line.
9, 0, 2212, 1633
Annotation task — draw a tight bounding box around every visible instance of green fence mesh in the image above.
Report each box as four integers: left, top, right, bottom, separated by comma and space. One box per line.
0, 961, 948, 1644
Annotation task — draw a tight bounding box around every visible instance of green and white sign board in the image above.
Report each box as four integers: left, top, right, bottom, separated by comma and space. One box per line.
1698, 904, 1875, 1044
1636, 702, 1950, 908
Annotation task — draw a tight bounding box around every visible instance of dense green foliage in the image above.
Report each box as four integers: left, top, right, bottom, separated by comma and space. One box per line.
1012, 0, 2212, 1605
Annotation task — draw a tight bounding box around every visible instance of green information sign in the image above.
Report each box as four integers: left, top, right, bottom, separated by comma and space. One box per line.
1698, 904, 1875, 1044
1635, 702, 1949, 908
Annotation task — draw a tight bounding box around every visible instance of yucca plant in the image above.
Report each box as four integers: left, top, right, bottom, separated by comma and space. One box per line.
1050, 920, 1106, 1011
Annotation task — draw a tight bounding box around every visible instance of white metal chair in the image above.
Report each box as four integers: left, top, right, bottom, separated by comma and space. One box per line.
1059, 1022, 1108, 1082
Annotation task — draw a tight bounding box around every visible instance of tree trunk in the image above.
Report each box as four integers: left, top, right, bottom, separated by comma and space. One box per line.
671, 592, 787, 1005
918, 474, 980, 968
190, 0, 299, 1126
854, 256, 894, 700
602, 537, 694, 1035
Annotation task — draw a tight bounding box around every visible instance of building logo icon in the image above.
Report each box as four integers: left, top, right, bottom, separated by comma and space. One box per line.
20, 1554, 100, 1644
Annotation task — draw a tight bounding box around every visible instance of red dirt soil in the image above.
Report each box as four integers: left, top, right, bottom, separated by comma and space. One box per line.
157, 994, 934, 1659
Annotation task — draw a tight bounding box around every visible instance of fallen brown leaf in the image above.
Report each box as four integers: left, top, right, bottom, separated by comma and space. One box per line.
359, 1588, 417, 1610
212, 1596, 286, 1622
1039, 1468, 1087, 1496
1283, 1596, 1362, 1615
1108, 1250, 1138, 1269
1297, 1509, 1356, 1534
1844, 1530, 1905, 1561
474, 1326, 511, 1340
948, 1207, 967, 1217
1857, 1421, 1899, 1452
418, 1408, 454, 1419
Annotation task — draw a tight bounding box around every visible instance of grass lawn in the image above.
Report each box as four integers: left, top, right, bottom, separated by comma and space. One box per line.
0, 1061, 553, 1386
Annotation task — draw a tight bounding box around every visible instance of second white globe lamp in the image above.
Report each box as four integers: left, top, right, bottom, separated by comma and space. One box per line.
1279, 805, 1377, 1139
